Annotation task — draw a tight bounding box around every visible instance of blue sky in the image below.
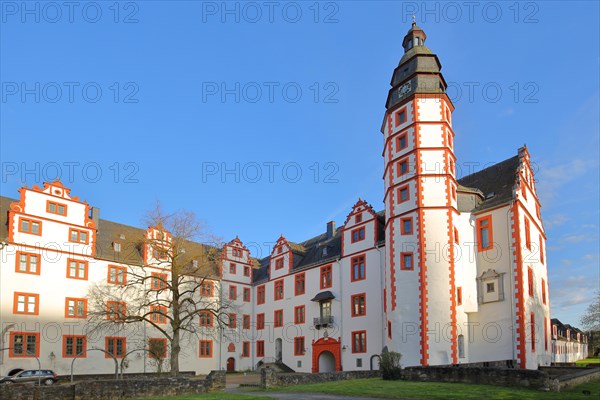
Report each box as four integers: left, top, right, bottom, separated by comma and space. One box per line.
1, 1, 598, 326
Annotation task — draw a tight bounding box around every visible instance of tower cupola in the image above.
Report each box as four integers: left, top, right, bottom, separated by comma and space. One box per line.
402, 20, 427, 52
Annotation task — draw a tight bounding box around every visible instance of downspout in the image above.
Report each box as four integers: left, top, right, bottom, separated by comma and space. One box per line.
507, 202, 517, 365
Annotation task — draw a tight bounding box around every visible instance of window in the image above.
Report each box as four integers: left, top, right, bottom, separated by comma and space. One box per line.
536, 203, 541, 219
274, 309, 283, 328
530, 313, 536, 351
152, 248, 168, 261
454, 228, 459, 244
351, 227, 365, 243
201, 281, 213, 297
257, 285, 265, 304
63, 335, 86, 358
525, 218, 531, 250
355, 213, 362, 223
151, 273, 167, 290
67, 259, 88, 280
458, 335, 465, 358
476, 216, 493, 251
229, 263, 236, 274
295, 273, 305, 295
65, 297, 87, 318
256, 340, 265, 357
228, 313, 237, 328
275, 258, 284, 270
16, 251, 40, 275
539, 235, 545, 264
457, 287, 462, 306
278, 246, 282, 254
541, 278, 547, 305
242, 341, 250, 357
150, 305, 167, 324
232, 248, 242, 257
47, 200, 67, 215
401, 252, 414, 270
243, 287, 251, 302
397, 133, 408, 151
149, 338, 167, 359
351, 293, 366, 317
105, 337, 126, 358
229, 285, 237, 300
351, 255, 366, 281
528, 267, 534, 297
199, 311, 213, 327
397, 159, 409, 177
113, 242, 121, 252
396, 109, 407, 126
320, 265, 332, 289
294, 305, 305, 324
19, 217, 41, 235
10, 332, 39, 358
244, 266, 250, 276
69, 228, 89, 244
352, 331, 367, 353
108, 265, 127, 285
14, 292, 39, 315
486, 282, 495, 293
401, 218, 412, 235
294, 337, 305, 356
257, 313, 265, 330
243, 314, 251, 329
320, 301, 331, 319
107, 301, 126, 320
398, 185, 409, 203
388, 321, 392, 339
544, 318, 549, 351
274, 280, 284, 300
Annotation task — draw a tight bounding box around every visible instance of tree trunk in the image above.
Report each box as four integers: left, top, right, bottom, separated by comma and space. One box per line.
170, 329, 180, 375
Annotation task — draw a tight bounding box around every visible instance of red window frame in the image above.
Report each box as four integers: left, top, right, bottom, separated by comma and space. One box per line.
199, 340, 212, 358
457, 287, 462, 306
351, 293, 366, 317
229, 285, 237, 300
200, 281, 214, 297
256, 313, 265, 330
294, 337, 305, 356
295, 272, 306, 295
13, 292, 39, 315
229, 263, 236, 274
9, 332, 40, 358
275, 258, 284, 270
105, 336, 126, 358
18, 217, 42, 236
150, 305, 167, 324
355, 213, 362, 223
46, 200, 67, 216
65, 297, 87, 318
539, 234, 545, 264
525, 218, 531, 250
454, 228, 459, 244
228, 313, 237, 328
396, 132, 408, 151
199, 311, 213, 327
476, 215, 493, 252
69, 228, 89, 244
395, 107, 407, 126
151, 272, 168, 290
243, 266, 250, 276
243, 287, 251, 302
274, 280, 284, 300
274, 309, 283, 328
401, 252, 414, 270
256, 340, 265, 357
352, 331, 367, 353
63, 335, 86, 358
67, 259, 88, 280
257, 285, 265, 304
15, 251, 40, 275
528, 267, 534, 297
294, 305, 305, 324
397, 185, 410, 203
351, 227, 365, 243
107, 265, 127, 285
397, 158, 409, 177
351, 255, 365, 282
541, 278, 546, 305
243, 314, 251, 329
320, 265, 332, 289
107, 301, 126, 320
242, 341, 250, 357
400, 218, 412, 235
149, 338, 167, 359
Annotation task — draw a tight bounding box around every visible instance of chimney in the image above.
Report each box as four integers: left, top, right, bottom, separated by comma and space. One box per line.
89, 207, 100, 227
326, 221, 336, 238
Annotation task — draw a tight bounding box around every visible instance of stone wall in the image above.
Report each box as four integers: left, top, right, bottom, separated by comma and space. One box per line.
552, 368, 600, 392
402, 366, 550, 390
261, 368, 380, 389
0, 370, 225, 400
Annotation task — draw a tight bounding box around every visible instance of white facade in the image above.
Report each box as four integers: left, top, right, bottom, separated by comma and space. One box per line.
0, 23, 557, 377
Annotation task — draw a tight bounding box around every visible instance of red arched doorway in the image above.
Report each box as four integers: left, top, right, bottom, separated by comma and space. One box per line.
312, 336, 341, 373
227, 357, 235, 372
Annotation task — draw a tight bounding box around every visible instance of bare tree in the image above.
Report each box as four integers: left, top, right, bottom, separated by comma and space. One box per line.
581, 292, 600, 332
87, 203, 233, 375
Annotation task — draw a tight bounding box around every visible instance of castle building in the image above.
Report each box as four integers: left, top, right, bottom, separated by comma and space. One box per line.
0, 23, 554, 376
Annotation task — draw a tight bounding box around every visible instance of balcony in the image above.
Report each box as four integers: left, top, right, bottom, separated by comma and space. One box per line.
313, 316, 334, 329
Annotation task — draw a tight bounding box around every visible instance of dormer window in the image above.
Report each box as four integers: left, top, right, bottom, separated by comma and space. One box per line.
113, 242, 121, 252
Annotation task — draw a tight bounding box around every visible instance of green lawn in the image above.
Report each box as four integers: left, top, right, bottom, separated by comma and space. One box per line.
134, 394, 270, 400
269, 377, 600, 400
576, 357, 600, 366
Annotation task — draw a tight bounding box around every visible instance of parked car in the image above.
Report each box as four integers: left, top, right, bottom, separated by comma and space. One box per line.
0, 369, 58, 385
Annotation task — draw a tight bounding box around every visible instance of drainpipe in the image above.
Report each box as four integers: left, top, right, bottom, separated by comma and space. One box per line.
507, 202, 517, 365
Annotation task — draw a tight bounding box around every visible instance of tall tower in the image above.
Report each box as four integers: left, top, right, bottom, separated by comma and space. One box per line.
382, 22, 458, 366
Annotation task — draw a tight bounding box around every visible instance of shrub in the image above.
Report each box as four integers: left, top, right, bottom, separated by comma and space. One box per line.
380, 351, 402, 380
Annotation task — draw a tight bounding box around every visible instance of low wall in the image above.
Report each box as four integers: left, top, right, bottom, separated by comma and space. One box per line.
402, 366, 550, 390
0, 370, 225, 400
261, 368, 381, 389
553, 368, 600, 392
60, 371, 197, 382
